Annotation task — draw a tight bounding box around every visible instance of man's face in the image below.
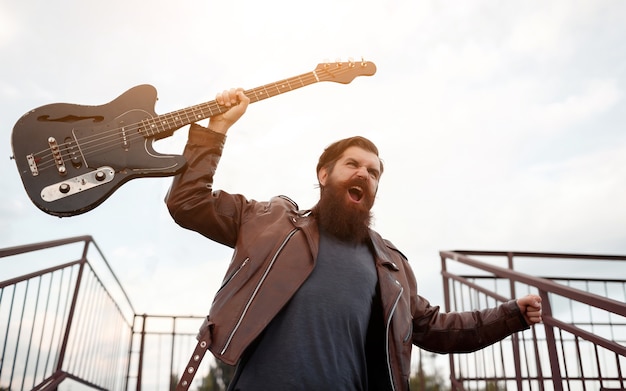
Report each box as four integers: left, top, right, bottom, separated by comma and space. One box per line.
317, 146, 381, 211
315, 146, 381, 242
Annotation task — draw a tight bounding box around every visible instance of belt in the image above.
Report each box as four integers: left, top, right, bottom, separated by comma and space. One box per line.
176, 317, 211, 391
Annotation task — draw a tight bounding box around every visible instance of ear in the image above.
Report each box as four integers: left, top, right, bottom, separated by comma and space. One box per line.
318, 167, 329, 187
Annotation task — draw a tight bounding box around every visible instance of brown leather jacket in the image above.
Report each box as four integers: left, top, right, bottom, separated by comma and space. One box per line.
166, 125, 529, 391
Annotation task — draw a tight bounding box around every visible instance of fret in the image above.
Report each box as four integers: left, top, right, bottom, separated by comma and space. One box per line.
194, 105, 207, 120
180, 109, 193, 124
294, 75, 306, 88
246, 87, 267, 102
279, 78, 292, 92
267, 84, 278, 98
250, 89, 260, 102
303, 75, 310, 86
172, 113, 183, 128
206, 102, 222, 116
158, 117, 169, 133
189, 106, 203, 122
141, 119, 151, 136
149, 120, 159, 136
263, 86, 271, 99
276, 82, 285, 95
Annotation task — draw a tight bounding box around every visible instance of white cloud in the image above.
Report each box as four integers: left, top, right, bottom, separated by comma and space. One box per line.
535, 79, 622, 134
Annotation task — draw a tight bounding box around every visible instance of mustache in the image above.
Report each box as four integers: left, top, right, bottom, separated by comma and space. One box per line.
348, 177, 368, 188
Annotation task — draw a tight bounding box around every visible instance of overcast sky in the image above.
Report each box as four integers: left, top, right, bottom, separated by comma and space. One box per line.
1, 1, 625, 317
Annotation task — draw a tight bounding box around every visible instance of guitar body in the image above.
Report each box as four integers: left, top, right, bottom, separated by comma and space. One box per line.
11, 85, 187, 217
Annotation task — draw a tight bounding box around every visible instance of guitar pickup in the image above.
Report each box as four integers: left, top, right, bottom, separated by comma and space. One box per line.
40, 166, 115, 202
48, 137, 67, 175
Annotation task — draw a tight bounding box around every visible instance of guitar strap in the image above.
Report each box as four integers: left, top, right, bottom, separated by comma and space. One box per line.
175, 317, 212, 391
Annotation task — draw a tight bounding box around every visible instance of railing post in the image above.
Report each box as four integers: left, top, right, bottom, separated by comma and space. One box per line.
125, 315, 137, 391
540, 290, 564, 391
54, 239, 89, 374
441, 253, 458, 387
137, 314, 147, 391
170, 317, 177, 391
507, 253, 524, 391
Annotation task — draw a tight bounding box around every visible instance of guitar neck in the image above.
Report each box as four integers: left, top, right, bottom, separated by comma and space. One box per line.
141, 71, 319, 137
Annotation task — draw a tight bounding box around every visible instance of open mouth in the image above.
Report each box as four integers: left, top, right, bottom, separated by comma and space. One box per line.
348, 186, 364, 202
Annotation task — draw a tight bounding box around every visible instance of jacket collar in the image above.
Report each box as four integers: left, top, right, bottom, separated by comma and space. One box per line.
291, 210, 400, 272
369, 231, 401, 271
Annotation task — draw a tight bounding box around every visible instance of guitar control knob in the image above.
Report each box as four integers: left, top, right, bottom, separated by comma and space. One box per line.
59, 183, 71, 194
95, 171, 106, 181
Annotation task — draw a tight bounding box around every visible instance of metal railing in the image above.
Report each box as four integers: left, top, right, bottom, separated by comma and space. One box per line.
440, 250, 626, 391
1, 236, 135, 390
2, 237, 625, 390
0, 236, 212, 391
128, 314, 208, 391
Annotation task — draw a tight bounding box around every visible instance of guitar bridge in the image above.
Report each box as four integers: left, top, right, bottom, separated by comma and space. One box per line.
27, 154, 39, 176
40, 166, 115, 202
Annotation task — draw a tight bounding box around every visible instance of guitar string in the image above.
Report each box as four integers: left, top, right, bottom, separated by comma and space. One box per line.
32, 73, 316, 170
28, 64, 369, 174
34, 69, 319, 161
31, 64, 359, 164
50, 71, 316, 159
32, 86, 274, 173
31, 99, 229, 173
31, 74, 313, 173
32, 70, 325, 173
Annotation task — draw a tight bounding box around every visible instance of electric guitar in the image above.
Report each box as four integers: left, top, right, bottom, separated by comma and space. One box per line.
11, 60, 376, 217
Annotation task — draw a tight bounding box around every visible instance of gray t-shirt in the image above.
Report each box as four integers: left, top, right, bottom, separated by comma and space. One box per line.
231, 230, 379, 390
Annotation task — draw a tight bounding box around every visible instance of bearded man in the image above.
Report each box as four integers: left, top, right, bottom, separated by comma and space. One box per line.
166, 88, 542, 391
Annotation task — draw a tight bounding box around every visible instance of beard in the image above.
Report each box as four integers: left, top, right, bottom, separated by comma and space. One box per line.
314, 176, 375, 243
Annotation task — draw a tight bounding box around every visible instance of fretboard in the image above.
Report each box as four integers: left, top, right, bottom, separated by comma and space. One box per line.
140, 71, 319, 137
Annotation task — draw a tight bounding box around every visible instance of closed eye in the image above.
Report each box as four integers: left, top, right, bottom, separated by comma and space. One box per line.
368, 169, 380, 180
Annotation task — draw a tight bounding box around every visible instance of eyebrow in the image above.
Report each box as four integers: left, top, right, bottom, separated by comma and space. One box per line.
345, 157, 381, 178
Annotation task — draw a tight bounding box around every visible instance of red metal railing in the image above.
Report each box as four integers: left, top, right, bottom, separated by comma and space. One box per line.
440, 250, 626, 391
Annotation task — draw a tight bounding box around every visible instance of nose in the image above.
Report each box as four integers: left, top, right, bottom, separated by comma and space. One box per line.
355, 166, 369, 180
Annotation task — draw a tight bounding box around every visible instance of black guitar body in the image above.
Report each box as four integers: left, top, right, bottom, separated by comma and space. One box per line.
11, 85, 187, 217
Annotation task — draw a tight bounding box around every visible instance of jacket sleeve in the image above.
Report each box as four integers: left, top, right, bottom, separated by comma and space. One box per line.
411, 292, 530, 354
165, 123, 252, 248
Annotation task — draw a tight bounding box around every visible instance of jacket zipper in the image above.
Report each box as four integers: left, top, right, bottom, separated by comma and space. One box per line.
220, 228, 299, 355
216, 257, 250, 294
385, 281, 403, 391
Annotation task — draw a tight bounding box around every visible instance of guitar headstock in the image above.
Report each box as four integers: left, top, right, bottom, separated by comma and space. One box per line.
314, 60, 377, 84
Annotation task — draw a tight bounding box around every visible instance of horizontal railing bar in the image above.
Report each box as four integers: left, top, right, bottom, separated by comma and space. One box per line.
441, 251, 626, 317
457, 275, 626, 284
442, 271, 510, 302
542, 315, 626, 356
134, 314, 206, 319
450, 250, 626, 262
0, 235, 93, 258
0, 259, 82, 288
